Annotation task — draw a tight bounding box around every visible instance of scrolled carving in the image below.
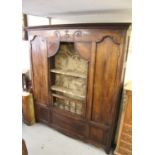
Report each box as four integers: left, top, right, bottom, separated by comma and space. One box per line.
74, 31, 82, 37
30, 35, 42, 43
30, 36, 47, 53
54, 31, 61, 39
65, 30, 70, 39
73, 31, 82, 41
97, 35, 121, 45
47, 31, 60, 57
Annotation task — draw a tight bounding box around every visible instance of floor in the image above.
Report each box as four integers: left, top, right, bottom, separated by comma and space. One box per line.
23, 123, 112, 155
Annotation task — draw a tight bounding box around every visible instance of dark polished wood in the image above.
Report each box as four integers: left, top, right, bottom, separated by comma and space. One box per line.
27, 23, 130, 154
26, 23, 130, 31
30, 36, 49, 106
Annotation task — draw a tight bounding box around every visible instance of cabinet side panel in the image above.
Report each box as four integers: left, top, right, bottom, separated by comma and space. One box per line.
31, 36, 49, 105
124, 91, 132, 125
92, 37, 121, 125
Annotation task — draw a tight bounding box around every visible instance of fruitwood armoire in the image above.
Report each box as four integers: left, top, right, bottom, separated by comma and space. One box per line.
27, 23, 130, 153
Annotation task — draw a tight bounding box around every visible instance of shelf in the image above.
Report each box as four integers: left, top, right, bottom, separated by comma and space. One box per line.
52, 93, 85, 103
50, 69, 87, 79
52, 107, 84, 119
51, 85, 86, 100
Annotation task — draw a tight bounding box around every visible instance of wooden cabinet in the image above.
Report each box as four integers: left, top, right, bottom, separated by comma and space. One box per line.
114, 82, 132, 155
27, 23, 130, 153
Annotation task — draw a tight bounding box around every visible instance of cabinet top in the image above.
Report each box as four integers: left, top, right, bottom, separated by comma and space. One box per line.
26, 23, 131, 31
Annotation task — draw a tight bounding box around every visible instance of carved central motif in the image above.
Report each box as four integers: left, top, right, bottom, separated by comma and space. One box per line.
65, 30, 70, 39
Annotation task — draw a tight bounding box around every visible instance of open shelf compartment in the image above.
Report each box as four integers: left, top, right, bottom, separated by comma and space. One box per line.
49, 42, 88, 116
51, 93, 85, 115
51, 85, 86, 100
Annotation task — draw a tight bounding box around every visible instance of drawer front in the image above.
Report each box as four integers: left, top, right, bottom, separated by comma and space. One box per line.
122, 125, 132, 135
121, 134, 132, 144
118, 147, 132, 155
52, 113, 89, 137
120, 140, 132, 150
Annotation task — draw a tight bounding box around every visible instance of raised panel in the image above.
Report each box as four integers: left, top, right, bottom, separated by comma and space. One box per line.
90, 126, 107, 145
31, 36, 49, 105
35, 104, 49, 123
52, 113, 89, 137
92, 37, 120, 125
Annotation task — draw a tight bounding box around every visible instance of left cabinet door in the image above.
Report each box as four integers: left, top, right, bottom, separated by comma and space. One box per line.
30, 36, 49, 106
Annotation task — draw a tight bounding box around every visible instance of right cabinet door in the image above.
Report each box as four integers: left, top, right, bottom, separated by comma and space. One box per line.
92, 35, 124, 126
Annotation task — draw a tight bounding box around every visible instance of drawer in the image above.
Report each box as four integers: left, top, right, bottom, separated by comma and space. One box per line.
121, 133, 132, 143
118, 147, 132, 155
122, 125, 132, 135
120, 140, 132, 150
